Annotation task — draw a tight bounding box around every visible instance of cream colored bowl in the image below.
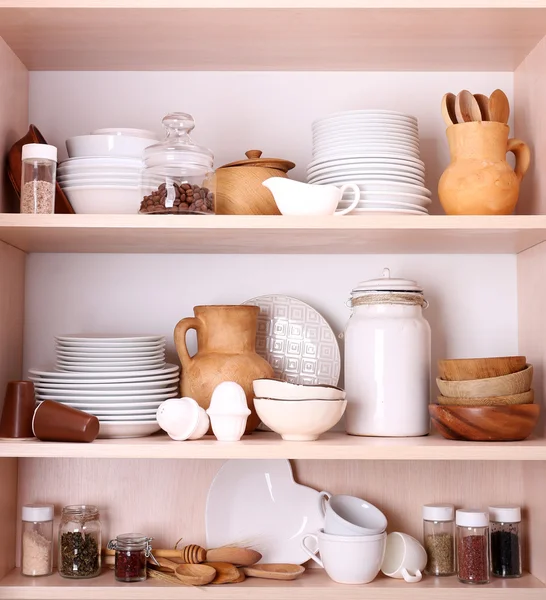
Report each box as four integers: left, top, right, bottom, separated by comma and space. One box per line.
254, 398, 347, 441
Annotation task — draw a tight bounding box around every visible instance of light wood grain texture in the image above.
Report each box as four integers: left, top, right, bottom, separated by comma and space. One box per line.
0, 35, 28, 213
438, 356, 527, 380
523, 462, 546, 584
175, 563, 217, 586
0, 459, 18, 580
0, 568, 543, 599
1, 8, 546, 71
436, 390, 534, 406
441, 92, 457, 127
455, 90, 481, 123
490, 89, 511, 124
1, 433, 546, 460
437, 365, 533, 398
474, 93, 491, 121
242, 564, 305, 580
4, 1, 546, 7
1, 215, 546, 254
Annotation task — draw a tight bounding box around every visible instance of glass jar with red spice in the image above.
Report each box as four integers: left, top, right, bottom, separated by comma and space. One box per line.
109, 534, 152, 582
456, 509, 490, 585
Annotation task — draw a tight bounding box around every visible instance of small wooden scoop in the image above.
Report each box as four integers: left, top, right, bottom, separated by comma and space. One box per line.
242, 564, 305, 581
175, 564, 216, 586
205, 562, 241, 584
206, 547, 262, 566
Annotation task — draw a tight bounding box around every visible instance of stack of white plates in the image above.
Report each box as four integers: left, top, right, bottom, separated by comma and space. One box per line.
59, 128, 159, 214
29, 335, 179, 439
309, 110, 431, 215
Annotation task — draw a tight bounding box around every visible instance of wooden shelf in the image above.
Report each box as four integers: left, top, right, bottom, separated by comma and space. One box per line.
1, 214, 546, 254
2, 5, 546, 70
0, 569, 544, 600
1, 432, 545, 460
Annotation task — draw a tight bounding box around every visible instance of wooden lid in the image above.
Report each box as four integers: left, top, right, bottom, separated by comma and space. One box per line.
219, 150, 295, 172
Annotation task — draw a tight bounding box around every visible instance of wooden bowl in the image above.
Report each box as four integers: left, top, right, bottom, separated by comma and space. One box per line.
438, 356, 526, 381
436, 390, 534, 407
7, 125, 75, 214
429, 404, 540, 441
436, 365, 532, 398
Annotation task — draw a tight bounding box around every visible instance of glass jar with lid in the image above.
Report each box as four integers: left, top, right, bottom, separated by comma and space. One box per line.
423, 504, 456, 576
140, 112, 215, 215
344, 268, 431, 437
21, 503, 54, 577
58, 505, 101, 579
108, 533, 153, 582
456, 509, 490, 585
20, 143, 57, 214
489, 505, 522, 578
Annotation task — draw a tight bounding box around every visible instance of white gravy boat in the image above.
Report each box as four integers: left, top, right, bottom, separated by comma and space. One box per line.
263, 177, 360, 216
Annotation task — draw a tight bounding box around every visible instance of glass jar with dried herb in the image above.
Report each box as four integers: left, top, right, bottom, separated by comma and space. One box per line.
423, 504, 456, 576
108, 533, 152, 582
58, 505, 101, 579
456, 509, 490, 585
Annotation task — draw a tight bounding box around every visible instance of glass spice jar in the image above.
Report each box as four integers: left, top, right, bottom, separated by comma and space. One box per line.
58, 505, 101, 579
423, 504, 456, 576
456, 509, 490, 585
21, 504, 54, 577
489, 505, 522, 578
20, 143, 57, 214
108, 533, 152, 582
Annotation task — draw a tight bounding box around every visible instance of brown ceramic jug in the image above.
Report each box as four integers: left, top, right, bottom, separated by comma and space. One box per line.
438, 122, 531, 215
174, 305, 274, 433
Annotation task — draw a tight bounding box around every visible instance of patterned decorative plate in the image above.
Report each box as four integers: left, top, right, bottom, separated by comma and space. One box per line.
242, 295, 341, 386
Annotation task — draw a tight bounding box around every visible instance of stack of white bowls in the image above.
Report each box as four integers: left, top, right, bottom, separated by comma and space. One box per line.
58, 128, 159, 214
29, 334, 180, 439
308, 110, 431, 215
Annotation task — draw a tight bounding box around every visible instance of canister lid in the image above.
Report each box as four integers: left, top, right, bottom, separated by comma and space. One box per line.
22, 503, 54, 522
22, 143, 57, 163
352, 268, 423, 295
488, 505, 521, 523
423, 504, 455, 522
219, 150, 295, 172
456, 508, 489, 528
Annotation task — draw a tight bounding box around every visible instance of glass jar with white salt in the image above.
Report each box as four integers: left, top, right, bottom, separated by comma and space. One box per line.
21, 504, 54, 577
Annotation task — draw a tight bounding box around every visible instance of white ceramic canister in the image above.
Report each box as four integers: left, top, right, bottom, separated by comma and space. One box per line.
344, 268, 431, 437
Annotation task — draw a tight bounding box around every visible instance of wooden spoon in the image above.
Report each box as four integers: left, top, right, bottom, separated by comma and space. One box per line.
441, 93, 457, 127
489, 89, 510, 124
455, 90, 482, 123
205, 562, 241, 584
206, 547, 262, 567
175, 564, 217, 586
474, 94, 491, 121
242, 564, 306, 581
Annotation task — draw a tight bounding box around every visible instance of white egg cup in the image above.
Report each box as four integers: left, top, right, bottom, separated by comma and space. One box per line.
206, 381, 251, 442
156, 397, 209, 441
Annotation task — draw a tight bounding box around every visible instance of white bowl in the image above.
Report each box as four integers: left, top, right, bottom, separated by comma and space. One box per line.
253, 379, 346, 401
254, 398, 347, 441
91, 128, 158, 140
66, 135, 157, 159
62, 185, 142, 214
59, 177, 142, 187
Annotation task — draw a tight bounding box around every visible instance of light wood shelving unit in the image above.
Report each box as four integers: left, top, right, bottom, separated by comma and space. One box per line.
2, 2, 546, 599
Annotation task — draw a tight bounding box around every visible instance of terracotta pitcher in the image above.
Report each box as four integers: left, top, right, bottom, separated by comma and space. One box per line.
438, 122, 531, 215
174, 305, 273, 434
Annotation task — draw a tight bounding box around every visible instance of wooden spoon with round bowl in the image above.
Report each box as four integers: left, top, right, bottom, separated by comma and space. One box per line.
489, 89, 510, 124
175, 564, 217, 586
455, 90, 482, 123
441, 92, 457, 127
474, 94, 491, 121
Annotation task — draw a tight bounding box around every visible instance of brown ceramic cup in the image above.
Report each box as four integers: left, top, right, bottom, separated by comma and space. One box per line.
0, 381, 37, 439
32, 400, 100, 443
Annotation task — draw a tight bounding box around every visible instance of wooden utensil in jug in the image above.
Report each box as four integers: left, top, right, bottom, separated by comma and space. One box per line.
441, 93, 457, 127
489, 89, 510, 124
474, 94, 491, 121
455, 90, 482, 123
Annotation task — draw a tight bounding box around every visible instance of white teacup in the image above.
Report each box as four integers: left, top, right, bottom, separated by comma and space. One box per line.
381, 532, 427, 583
319, 492, 387, 536
301, 529, 386, 584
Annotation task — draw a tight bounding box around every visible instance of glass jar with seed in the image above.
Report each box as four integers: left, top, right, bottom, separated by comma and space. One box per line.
456, 509, 490, 585
58, 505, 101, 579
423, 504, 456, 576
20, 143, 57, 214
489, 505, 522, 578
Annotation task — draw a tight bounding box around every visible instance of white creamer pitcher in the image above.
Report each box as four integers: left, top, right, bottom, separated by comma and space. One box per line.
344, 269, 431, 437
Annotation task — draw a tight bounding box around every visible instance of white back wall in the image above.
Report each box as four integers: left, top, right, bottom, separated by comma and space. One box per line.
24, 253, 518, 395
29, 71, 513, 214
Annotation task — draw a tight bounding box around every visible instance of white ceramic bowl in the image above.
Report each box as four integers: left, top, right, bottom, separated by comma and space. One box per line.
253, 379, 346, 401
91, 128, 158, 140
254, 398, 347, 441
59, 177, 142, 187
62, 185, 142, 214
66, 134, 157, 159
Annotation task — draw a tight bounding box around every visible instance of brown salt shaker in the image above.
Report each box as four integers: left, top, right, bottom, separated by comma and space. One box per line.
0, 381, 37, 439
33, 400, 99, 443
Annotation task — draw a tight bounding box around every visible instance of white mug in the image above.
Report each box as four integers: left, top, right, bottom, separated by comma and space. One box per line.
319, 491, 388, 536
301, 529, 386, 585
381, 532, 427, 583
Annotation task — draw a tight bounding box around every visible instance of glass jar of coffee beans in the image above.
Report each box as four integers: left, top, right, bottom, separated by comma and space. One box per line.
140, 112, 215, 215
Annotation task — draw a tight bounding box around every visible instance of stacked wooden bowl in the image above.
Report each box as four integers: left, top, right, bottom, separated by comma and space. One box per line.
429, 356, 539, 441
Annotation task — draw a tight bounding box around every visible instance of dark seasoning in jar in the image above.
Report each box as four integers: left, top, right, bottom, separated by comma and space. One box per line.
58, 505, 101, 579
109, 533, 152, 583
489, 505, 522, 578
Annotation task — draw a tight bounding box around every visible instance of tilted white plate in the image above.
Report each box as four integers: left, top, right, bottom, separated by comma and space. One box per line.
31, 378, 179, 391
56, 335, 165, 343
206, 459, 324, 564
33, 384, 178, 396
98, 421, 161, 439
242, 295, 340, 386
29, 363, 179, 379
36, 390, 177, 402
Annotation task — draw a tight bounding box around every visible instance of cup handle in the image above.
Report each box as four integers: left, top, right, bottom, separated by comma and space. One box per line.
507, 138, 531, 181
301, 534, 323, 568
318, 490, 331, 516
401, 568, 422, 583
334, 183, 360, 216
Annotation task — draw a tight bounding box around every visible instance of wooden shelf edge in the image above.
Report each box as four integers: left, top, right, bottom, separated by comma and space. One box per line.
1, 432, 545, 460
0, 569, 544, 600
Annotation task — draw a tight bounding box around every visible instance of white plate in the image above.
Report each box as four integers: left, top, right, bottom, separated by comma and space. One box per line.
206, 459, 323, 564
31, 379, 179, 391
308, 171, 425, 185
56, 335, 165, 343
29, 364, 179, 379
34, 386, 177, 398
313, 122, 418, 135
98, 421, 161, 439
56, 350, 165, 359
313, 128, 419, 140
309, 154, 425, 170
242, 295, 340, 386
98, 414, 159, 421
313, 143, 420, 155
62, 401, 163, 410
314, 135, 420, 146
56, 357, 165, 366
56, 343, 166, 352
56, 362, 166, 372
36, 390, 177, 402
313, 149, 421, 160
90, 408, 159, 416
314, 117, 418, 130
309, 166, 425, 181
339, 201, 429, 212
346, 208, 428, 215
320, 180, 430, 196
314, 109, 417, 121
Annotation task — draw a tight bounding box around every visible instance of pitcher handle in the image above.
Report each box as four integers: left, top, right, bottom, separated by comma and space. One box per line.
174, 317, 202, 369
507, 138, 531, 181
335, 183, 361, 216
